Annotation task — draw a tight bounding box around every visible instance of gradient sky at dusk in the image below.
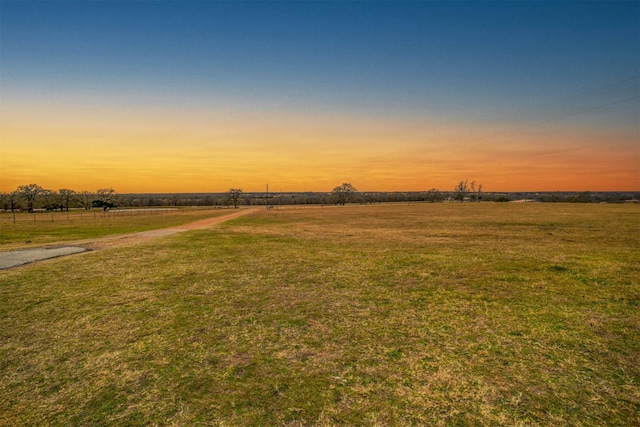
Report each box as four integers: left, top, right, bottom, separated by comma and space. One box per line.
1, 1, 638, 193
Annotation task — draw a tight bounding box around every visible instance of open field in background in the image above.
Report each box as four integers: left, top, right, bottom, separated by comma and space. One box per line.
1, 203, 638, 425
0, 208, 235, 249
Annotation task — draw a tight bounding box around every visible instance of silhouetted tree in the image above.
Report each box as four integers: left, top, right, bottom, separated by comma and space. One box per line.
58, 189, 76, 211
332, 183, 358, 205
1, 191, 20, 211
17, 183, 44, 212
454, 180, 469, 202
93, 188, 118, 211
227, 188, 243, 208
469, 181, 483, 202
78, 191, 94, 210
41, 189, 56, 211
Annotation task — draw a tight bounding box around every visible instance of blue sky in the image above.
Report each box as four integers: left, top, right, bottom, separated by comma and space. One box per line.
1, 1, 638, 192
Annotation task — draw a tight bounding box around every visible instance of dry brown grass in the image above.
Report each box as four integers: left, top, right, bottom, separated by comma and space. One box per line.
1, 203, 638, 425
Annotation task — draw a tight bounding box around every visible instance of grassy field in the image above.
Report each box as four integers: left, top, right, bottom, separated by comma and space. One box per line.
1, 203, 638, 426
0, 208, 234, 249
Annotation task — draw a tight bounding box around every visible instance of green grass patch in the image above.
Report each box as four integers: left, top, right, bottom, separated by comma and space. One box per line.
1, 203, 638, 425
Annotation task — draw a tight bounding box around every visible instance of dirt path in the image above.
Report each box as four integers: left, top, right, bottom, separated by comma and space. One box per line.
76, 208, 258, 250
0, 208, 258, 270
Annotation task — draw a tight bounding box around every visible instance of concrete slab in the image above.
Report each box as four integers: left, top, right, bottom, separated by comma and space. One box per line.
0, 247, 89, 270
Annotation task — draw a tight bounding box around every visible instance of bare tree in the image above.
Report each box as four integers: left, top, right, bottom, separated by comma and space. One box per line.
454, 180, 469, 202
1, 191, 20, 211
96, 188, 116, 205
425, 188, 443, 203
78, 191, 94, 210
41, 189, 56, 211
227, 188, 243, 208
58, 189, 76, 211
17, 183, 44, 212
332, 183, 358, 205
93, 188, 118, 211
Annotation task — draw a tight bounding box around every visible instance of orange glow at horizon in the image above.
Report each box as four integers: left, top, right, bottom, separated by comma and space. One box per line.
1, 100, 638, 193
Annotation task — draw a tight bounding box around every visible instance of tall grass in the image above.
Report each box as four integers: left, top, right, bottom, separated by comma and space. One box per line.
1, 203, 638, 425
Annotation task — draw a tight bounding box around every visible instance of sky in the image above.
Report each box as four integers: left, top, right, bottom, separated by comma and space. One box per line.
1, 1, 638, 193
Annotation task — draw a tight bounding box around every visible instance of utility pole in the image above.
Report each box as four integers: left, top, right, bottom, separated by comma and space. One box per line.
266, 184, 269, 210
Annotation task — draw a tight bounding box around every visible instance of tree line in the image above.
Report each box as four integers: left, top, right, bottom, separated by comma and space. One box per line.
2, 182, 635, 212
0, 182, 452, 211
1, 184, 118, 213
332, 181, 485, 204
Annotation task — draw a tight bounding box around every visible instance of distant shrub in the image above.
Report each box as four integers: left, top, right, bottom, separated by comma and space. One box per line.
495, 196, 511, 202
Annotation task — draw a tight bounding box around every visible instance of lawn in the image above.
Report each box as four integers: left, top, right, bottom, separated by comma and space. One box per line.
0, 203, 638, 425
